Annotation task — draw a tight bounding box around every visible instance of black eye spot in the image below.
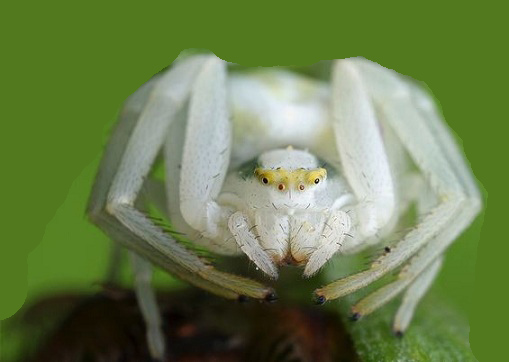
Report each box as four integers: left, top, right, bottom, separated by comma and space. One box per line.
314, 178, 320, 184
262, 177, 269, 184
299, 184, 305, 191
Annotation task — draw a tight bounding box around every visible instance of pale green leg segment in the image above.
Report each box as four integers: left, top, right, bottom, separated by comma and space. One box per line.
315, 58, 481, 331
130, 252, 165, 360
393, 256, 443, 335
88, 55, 273, 360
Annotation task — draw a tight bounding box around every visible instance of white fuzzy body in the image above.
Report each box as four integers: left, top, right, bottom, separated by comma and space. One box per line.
169, 70, 369, 276
220, 148, 352, 269
175, 69, 400, 276
227, 70, 338, 168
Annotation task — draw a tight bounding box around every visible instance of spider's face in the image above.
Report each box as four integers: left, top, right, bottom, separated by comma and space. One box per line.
253, 148, 327, 209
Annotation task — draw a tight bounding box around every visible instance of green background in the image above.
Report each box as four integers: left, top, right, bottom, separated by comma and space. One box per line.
0, 2, 505, 361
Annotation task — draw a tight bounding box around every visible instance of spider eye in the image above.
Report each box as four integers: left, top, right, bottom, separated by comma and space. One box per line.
262, 177, 269, 184
306, 168, 326, 186
278, 183, 285, 191
299, 184, 305, 191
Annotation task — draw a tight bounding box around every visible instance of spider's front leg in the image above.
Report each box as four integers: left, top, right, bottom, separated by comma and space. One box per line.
315, 59, 481, 335
90, 55, 274, 359
313, 57, 397, 303
105, 55, 273, 300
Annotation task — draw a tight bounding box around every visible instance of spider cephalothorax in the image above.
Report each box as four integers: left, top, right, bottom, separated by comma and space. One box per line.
219, 147, 351, 273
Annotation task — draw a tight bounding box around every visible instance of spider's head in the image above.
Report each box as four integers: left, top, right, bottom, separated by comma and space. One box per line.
254, 147, 327, 208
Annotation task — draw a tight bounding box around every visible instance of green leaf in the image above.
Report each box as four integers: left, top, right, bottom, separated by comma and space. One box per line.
330, 292, 476, 362
319, 244, 477, 362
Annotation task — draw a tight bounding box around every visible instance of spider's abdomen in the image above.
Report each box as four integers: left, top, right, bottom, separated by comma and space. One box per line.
227, 70, 338, 168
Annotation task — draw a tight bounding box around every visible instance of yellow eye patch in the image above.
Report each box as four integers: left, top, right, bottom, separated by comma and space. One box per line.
254, 169, 286, 184
254, 167, 327, 190
306, 169, 327, 185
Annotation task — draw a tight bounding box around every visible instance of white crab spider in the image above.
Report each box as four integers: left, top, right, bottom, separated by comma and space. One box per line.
88, 54, 481, 359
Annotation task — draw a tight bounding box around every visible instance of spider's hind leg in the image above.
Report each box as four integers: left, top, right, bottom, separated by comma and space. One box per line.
393, 256, 443, 335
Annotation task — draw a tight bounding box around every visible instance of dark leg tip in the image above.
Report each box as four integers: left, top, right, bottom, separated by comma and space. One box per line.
264, 292, 278, 303
237, 295, 249, 303
314, 294, 327, 305
393, 330, 404, 338
350, 312, 361, 321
